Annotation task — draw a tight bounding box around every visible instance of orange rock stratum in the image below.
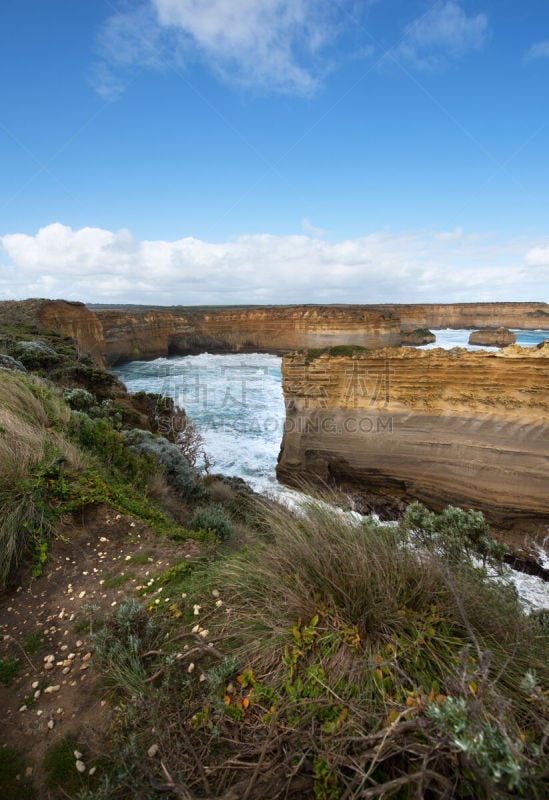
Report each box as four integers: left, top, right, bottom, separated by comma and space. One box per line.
277, 343, 549, 527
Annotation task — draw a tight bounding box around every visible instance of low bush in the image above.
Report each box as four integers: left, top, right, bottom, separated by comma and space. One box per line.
191, 504, 233, 541
123, 429, 196, 498
401, 501, 507, 564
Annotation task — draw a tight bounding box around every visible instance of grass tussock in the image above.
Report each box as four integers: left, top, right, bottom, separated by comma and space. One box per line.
83, 501, 548, 800
0, 373, 86, 588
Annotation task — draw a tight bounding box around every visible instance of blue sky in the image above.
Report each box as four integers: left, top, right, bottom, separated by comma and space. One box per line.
0, 0, 548, 304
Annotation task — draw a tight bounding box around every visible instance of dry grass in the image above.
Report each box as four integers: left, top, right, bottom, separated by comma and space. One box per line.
0, 373, 87, 587
86, 499, 548, 799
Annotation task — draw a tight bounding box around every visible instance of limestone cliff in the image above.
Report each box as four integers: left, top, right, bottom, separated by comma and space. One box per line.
277, 343, 549, 528
93, 306, 401, 365
92, 302, 549, 365
382, 302, 549, 331
0, 299, 106, 366
2, 299, 548, 370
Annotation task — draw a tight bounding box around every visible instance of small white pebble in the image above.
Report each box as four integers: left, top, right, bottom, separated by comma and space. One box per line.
31, 681, 39, 689
199, 629, 209, 639
89, 766, 97, 776
191, 624, 200, 634
75, 760, 86, 773
147, 744, 159, 758
47, 720, 54, 730
76, 640, 83, 648
212, 589, 220, 598
74, 750, 82, 759
187, 662, 195, 673
19, 705, 28, 713
44, 685, 61, 693
215, 600, 223, 608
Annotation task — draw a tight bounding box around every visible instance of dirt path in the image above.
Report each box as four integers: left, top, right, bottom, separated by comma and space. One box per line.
0, 505, 199, 797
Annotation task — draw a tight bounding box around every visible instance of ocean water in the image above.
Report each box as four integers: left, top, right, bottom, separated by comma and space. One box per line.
113, 337, 548, 610
113, 352, 286, 495
420, 328, 548, 351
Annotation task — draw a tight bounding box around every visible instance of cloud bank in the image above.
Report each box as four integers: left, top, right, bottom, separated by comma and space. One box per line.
1, 223, 547, 305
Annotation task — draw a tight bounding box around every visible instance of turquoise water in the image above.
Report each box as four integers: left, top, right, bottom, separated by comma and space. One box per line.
421, 329, 548, 350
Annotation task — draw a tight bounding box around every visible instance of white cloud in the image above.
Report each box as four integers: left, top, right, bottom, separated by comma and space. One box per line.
94, 0, 340, 97
301, 218, 325, 237
389, 1, 488, 70
525, 246, 549, 266
1, 222, 546, 305
525, 40, 549, 63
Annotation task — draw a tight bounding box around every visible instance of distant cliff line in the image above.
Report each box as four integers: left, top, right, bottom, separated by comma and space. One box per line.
0, 299, 548, 367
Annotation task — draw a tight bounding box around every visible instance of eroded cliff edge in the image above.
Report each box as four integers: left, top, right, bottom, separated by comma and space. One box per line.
277, 343, 549, 529
93, 305, 401, 364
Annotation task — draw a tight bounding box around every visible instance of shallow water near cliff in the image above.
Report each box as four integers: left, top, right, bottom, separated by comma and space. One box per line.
113, 343, 548, 611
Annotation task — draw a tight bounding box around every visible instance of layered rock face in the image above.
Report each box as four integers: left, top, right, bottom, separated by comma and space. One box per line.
0, 299, 106, 366
468, 327, 516, 347
277, 343, 549, 527
37, 301, 106, 366
383, 302, 549, 331
94, 306, 401, 365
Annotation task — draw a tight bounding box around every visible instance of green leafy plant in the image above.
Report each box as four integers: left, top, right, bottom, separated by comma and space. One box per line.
191, 504, 233, 541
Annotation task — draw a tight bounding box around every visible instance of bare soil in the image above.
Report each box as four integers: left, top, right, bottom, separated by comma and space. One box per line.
0, 505, 199, 798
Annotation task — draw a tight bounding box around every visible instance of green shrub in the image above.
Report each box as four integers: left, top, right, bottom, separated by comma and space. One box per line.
401, 501, 507, 564
13, 340, 61, 370
0, 353, 26, 372
123, 429, 195, 498
63, 387, 95, 412
191, 504, 233, 541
